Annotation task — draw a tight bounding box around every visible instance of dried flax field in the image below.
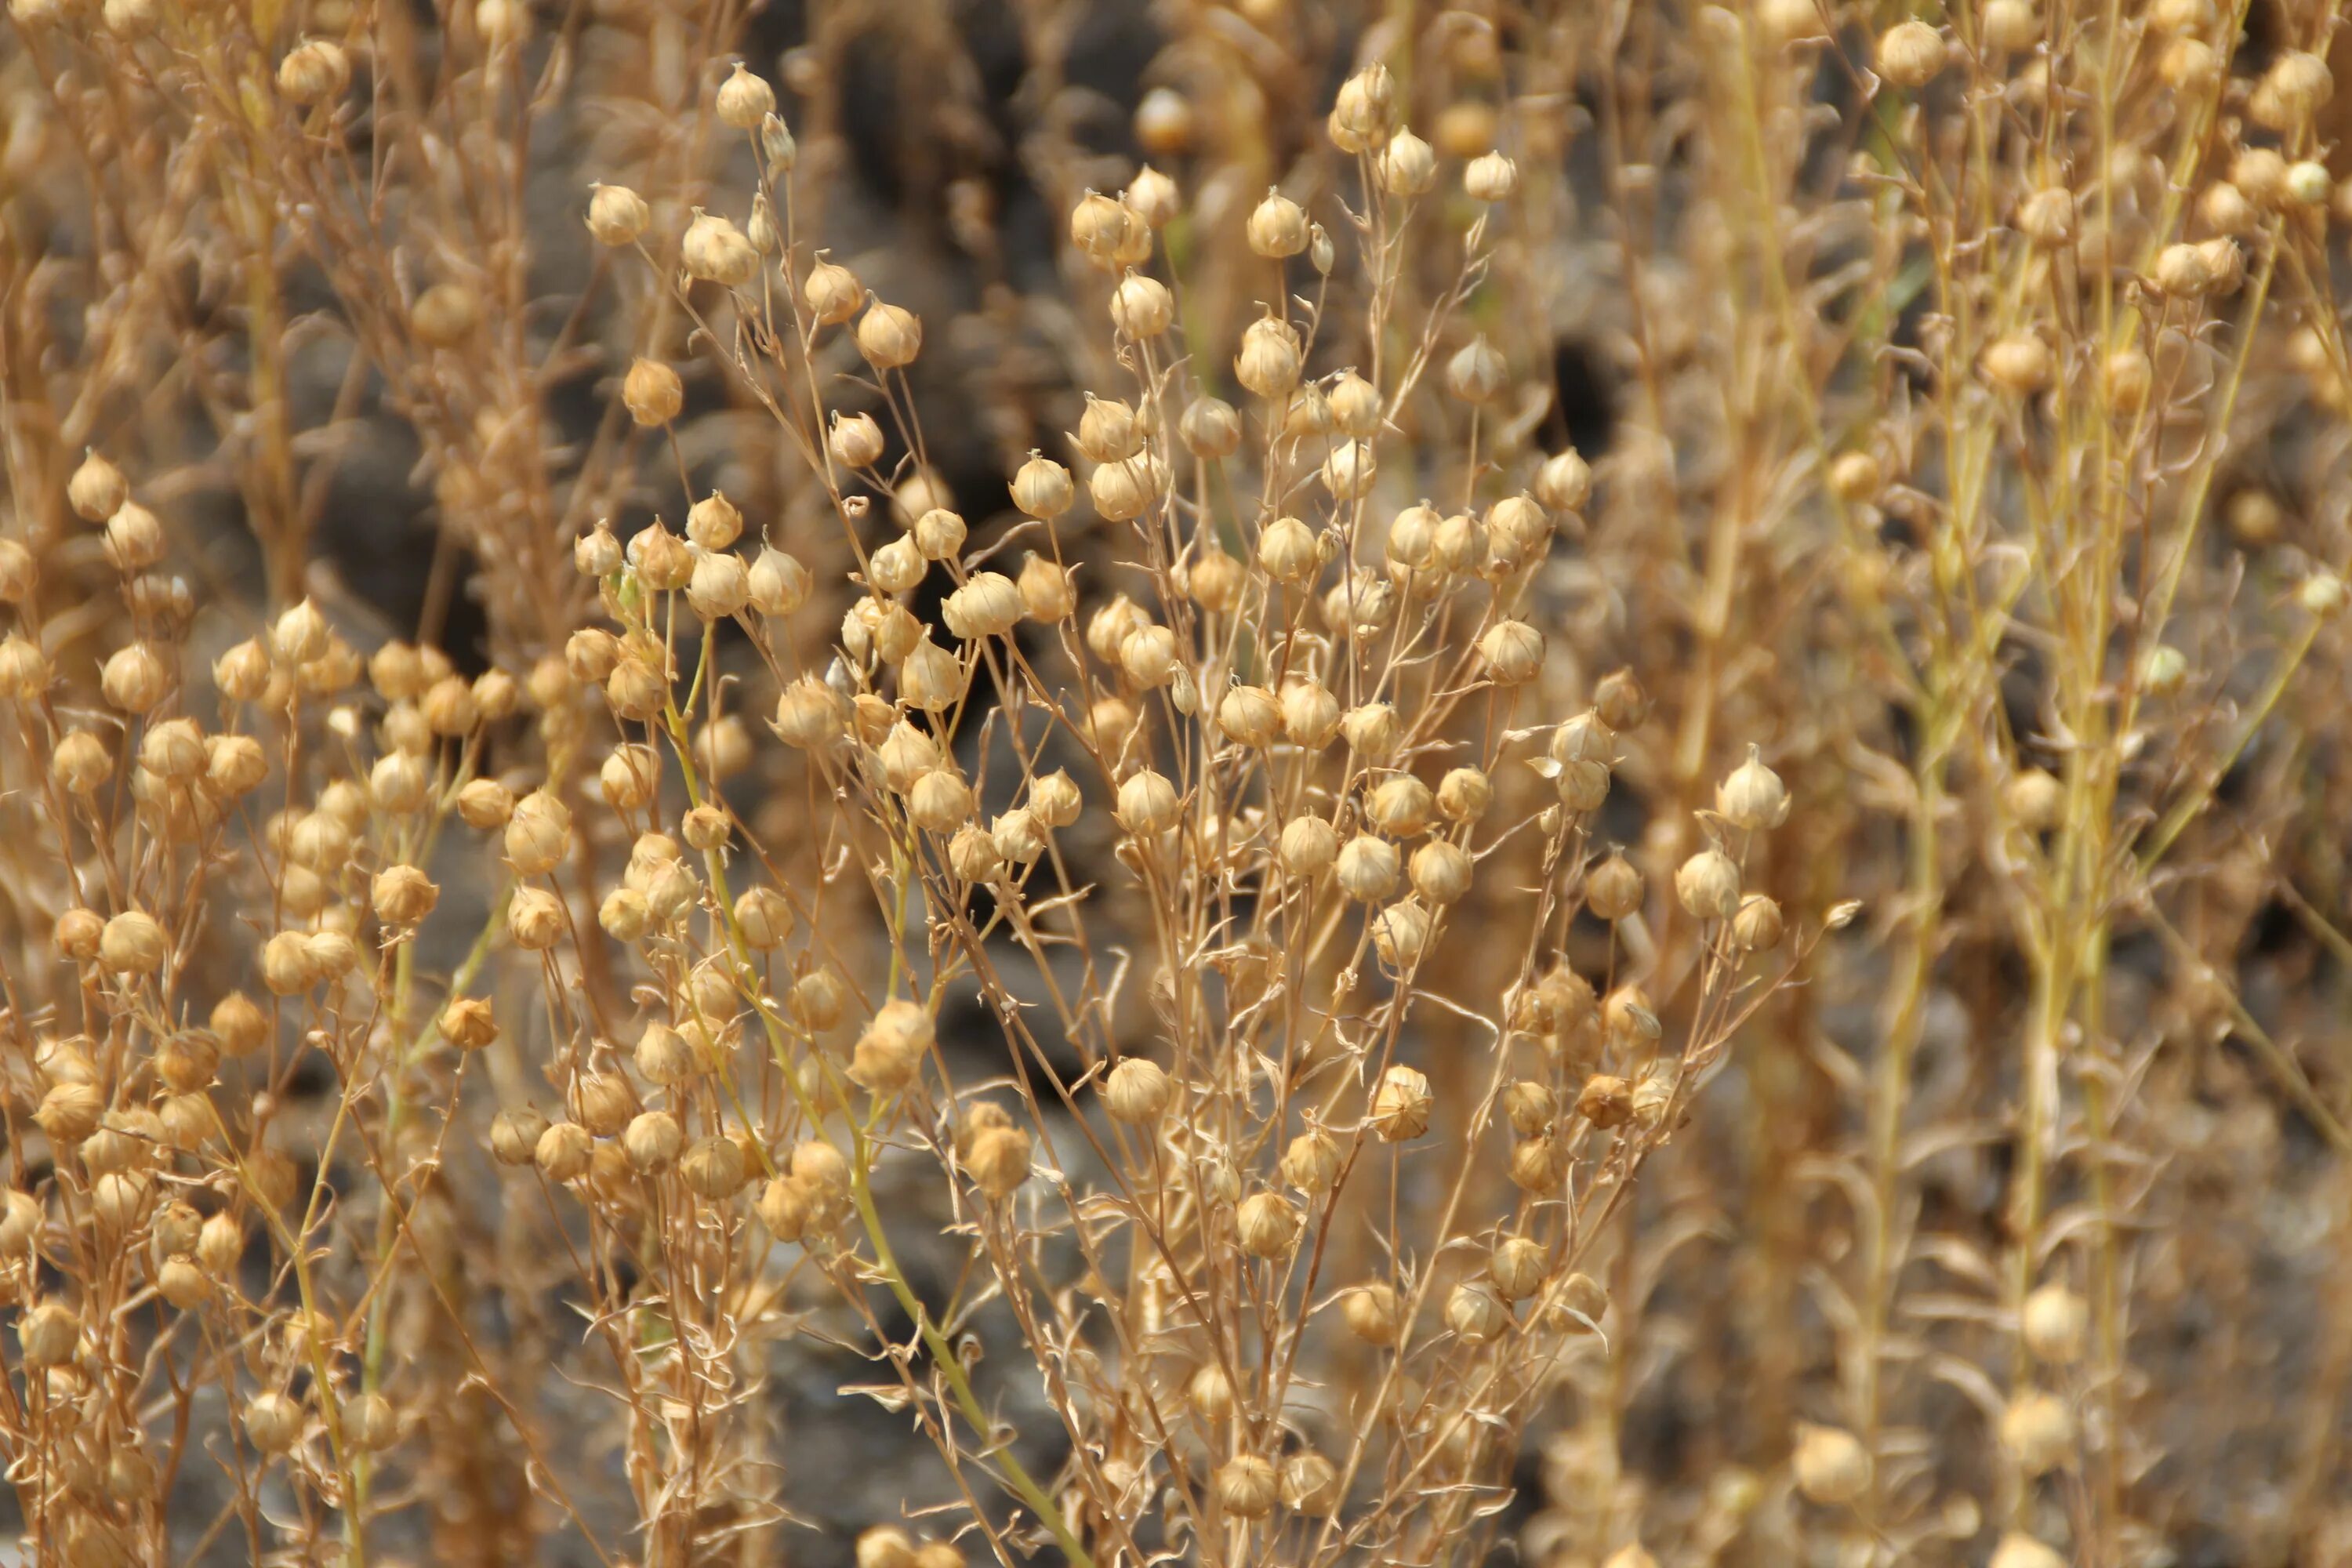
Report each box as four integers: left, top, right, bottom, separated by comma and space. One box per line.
2, 1, 2350, 1566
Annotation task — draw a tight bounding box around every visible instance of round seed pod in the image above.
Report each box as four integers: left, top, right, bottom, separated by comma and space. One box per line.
1116, 770, 1181, 837
1368, 1065, 1432, 1141
1214, 1455, 1278, 1519
623, 359, 684, 426
1675, 848, 1742, 920
2022, 1282, 2088, 1363
1585, 853, 1644, 921
1875, 19, 1945, 87
1236, 1191, 1301, 1258
1464, 152, 1518, 201
1010, 453, 1074, 519
967, 1125, 1032, 1200
1717, 746, 1790, 830
1791, 1422, 1871, 1504
1103, 1058, 1172, 1123
586, 183, 649, 245
1343, 1283, 1401, 1345
1446, 1280, 1508, 1341
622, 1110, 682, 1174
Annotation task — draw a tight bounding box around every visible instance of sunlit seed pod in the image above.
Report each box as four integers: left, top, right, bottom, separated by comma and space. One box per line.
1446, 336, 1508, 403
1327, 62, 1397, 151
681, 209, 758, 286
2158, 36, 2218, 89
1409, 840, 1473, 904
1069, 191, 1142, 270
1988, 1536, 2067, 1568
1256, 516, 1319, 586
103, 500, 165, 572
1278, 1127, 1340, 1194
53, 908, 103, 961
2287, 160, 2333, 208
1875, 19, 1945, 88
1236, 1191, 1301, 1258
2197, 236, 2245, 296
585, 183, 650, 247
68, 451, 128, 522
1980, 333, 2053, 395
1089, 457, 1154, 522
1372, 898, 1434, 967
372, 865, 440, 926
0, 539, 32, 604
1367, 775, 1433, 838
1027, 769, 1081, 829
900, 509, 966, 568
2139, 644, 2188, 698
1375, 129, 1436, 195
1180, 396, 1243, 458
1214, 1455, 1278, 1519
1337, 835, 1401, 902
1490, 1236, 1548, 1301
504, 789, 573, 875
1576, 1074, 1633, 1129
1007, 452, 1073, 519
1341, 702, 1401, 760
2298, 571, 2348, 618
2249, 50, 2332, 132
1369, 1065, 1432, 1141
1321, 439, 1377, 500
1109, 271, 1174, 337
1981, 0, 2039, 49
1247, 189, 1308, 258
2151, 242, 2210, 298
1676, 847, 1742, 920
2001, 1390, 2077, 1476
1235, 315, 1304, 398
2005, 768, 2063, 832
828, 411, 887, 470
1217, 684, 1281, 748
490, 1107, 550, 1167
1464, 151, 1518, 201
1116, 769, 1181, 837
530, 1121, 590, 1182
101, 642, 169, 713
745, 547, 812, 616
1479, 619, 1544, 684
622, 358, 684, 426
1276, 815, 1338, 877
802, 256, 862, 325
1446, 1280, 1508, 1342
856, 299, 923, 369
775, 677, 850, 749
898, 637, 962, 711
506, 887, 566, 949
1125, 162, 1181, 225
1280, 1451, 1340, 1515
1732, 894, 1784, 952
430, 996, 495, 1053
1120, 625, 1181, 688
1343, 1282, 1402, 1345
714, 60, 776, 129
908, 768, 976, 833
622, 1111, 684, 1174
278, 37, 350, 103
1427, 510, 1482, 574
967, 1125, 1032, 1199
2022, 1282, 2088, 1363
1791, 1422, 1871, 1504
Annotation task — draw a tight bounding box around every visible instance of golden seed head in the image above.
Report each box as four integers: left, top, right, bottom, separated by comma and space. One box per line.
1791, 1422, 1871, 1504
586, 183, 650, 245
1875, 20, 1945, 89
1369, 1064, 1432, 1141
715, 61, 775, 129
